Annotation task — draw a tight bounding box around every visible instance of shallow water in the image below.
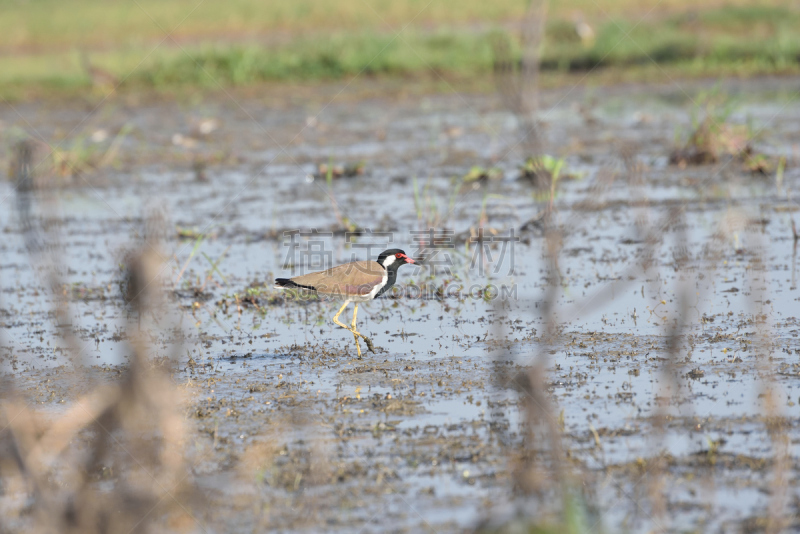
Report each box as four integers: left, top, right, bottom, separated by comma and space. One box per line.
2, 77, 800, 532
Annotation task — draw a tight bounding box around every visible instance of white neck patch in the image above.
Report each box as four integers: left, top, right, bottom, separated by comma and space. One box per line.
382, 255, 396, 268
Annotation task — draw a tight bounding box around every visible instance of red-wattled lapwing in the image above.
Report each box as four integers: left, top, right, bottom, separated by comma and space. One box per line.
274, 249, 416, 358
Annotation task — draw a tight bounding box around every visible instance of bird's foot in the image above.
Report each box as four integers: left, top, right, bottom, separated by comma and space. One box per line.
348, 328, 379, 355
362, 336, 377, 354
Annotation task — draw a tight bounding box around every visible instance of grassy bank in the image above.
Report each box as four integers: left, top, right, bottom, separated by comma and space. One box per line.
3, 0, 786, 50
1, 3, 799, 98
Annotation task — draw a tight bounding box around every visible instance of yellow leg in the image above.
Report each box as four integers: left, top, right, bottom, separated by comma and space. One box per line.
351, 303, 359, 331
332, 300, 351, 330
350, 303, 362, 357
350, 303, 370, 342
332, 300, 362, 358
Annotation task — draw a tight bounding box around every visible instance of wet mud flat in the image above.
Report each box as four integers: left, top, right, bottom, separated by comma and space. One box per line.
2, 77, 800, 532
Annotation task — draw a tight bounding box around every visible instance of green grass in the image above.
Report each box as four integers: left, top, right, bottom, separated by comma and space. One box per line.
0, 0, 787, 50
1, 3, 799, 98
131, 31, 494, 87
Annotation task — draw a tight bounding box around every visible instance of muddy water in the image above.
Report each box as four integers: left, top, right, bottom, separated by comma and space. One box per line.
2, 77, 800, 532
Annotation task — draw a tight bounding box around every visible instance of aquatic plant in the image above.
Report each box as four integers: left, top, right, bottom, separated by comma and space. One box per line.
316, 160, 365, 179
669, 90, 751, 166
519, 154, 567, 187
462, 165, 503, 184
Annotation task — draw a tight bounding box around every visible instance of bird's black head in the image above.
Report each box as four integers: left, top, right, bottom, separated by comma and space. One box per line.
377, 249, 416, 269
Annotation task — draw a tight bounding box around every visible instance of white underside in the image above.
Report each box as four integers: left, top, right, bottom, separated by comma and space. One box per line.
354, 268, 388, 302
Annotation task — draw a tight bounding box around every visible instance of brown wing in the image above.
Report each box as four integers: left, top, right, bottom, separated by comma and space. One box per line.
288, 261, 384, 297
